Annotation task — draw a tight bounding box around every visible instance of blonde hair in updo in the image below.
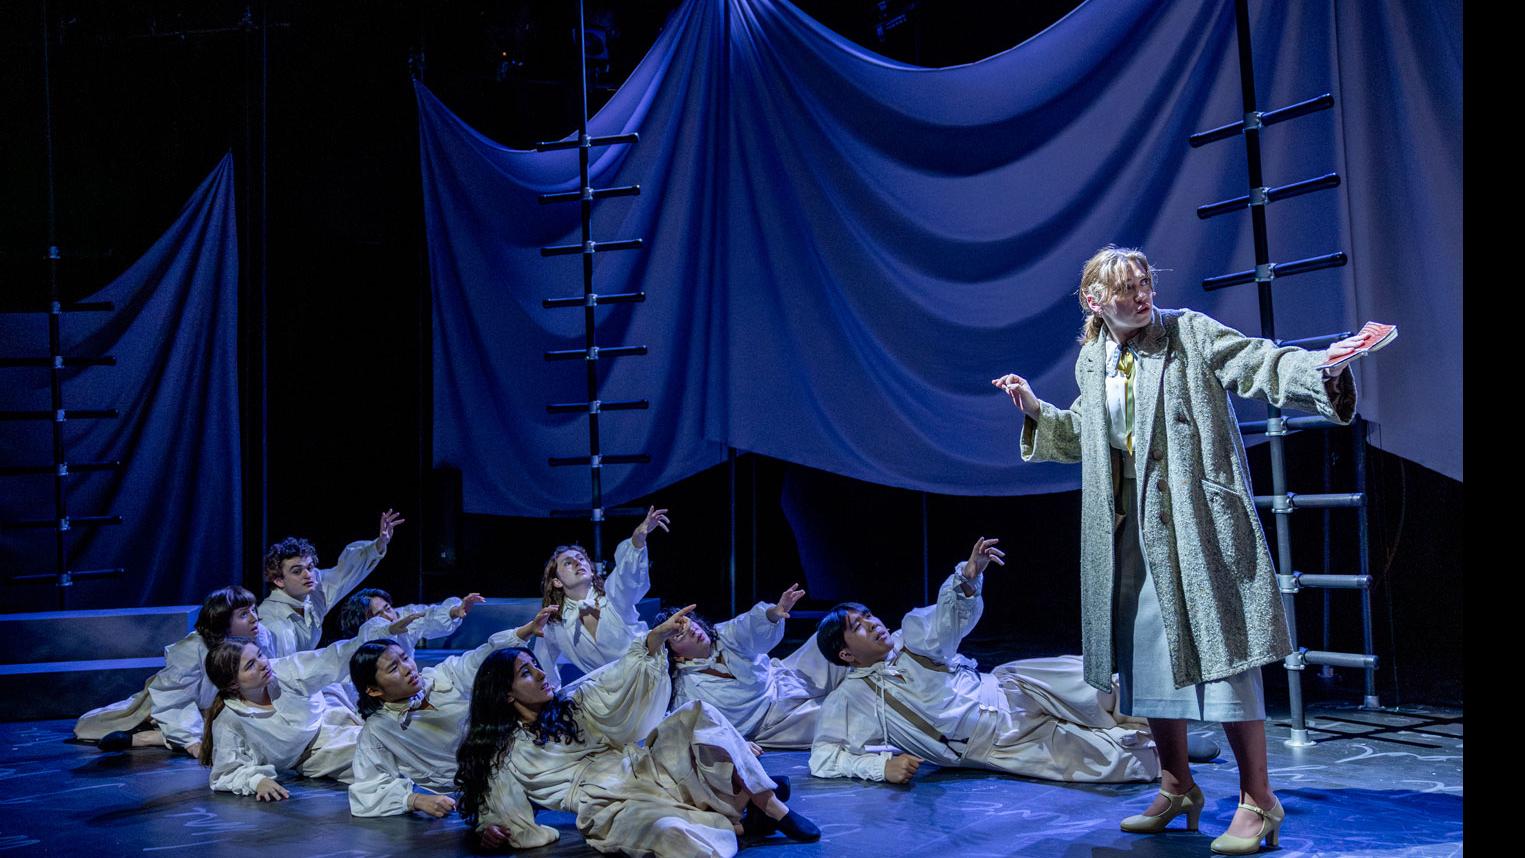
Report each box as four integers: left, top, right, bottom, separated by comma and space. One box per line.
1076, 245, 1158, 343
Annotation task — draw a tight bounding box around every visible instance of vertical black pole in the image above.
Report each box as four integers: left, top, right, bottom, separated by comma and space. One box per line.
40, 0, 69, 610
1232, 0, 1308, 746
1355, 418, 1377, 708
414, 11, 430, 603
920, 492, 929, 606
728, 448, 737, 618
258, 0, 270, 579
574, 0, 604, 566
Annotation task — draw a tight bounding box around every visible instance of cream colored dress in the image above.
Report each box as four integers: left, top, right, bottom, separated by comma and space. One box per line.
478, 642, 778, 858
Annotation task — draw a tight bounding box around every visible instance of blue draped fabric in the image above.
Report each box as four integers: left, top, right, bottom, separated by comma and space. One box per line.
421, 0, 1462, 518
0, 154, 242, 607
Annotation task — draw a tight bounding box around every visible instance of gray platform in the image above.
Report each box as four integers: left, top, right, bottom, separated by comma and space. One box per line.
0, 704, 1463, 856
0, 605, 196, 664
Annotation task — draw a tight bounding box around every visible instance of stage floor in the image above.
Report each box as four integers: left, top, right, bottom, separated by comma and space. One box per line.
0, 704, 1460, 857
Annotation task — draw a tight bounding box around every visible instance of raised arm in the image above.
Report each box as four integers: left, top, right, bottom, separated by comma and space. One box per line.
995, 372, 1084, 465
276, 612, 422, 697
1185, 310, 1356, 424
900, 538, 1002, 662
717, 599, 789, 659
317, 509, 405, 612
431, 621, 543, 694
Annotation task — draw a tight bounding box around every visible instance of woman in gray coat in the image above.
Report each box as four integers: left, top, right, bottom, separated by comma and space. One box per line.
993, 245, 1382, 855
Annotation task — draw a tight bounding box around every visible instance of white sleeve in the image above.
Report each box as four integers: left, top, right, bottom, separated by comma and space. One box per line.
433, 629, 529, 693
808, 686, 890, 781
274, 623, 385, 697
208, 714, 276, 795
347, 727, 415, 817
899, 567, 984, 663
603, 538, 651, 629
571, 642, 670, 747
396, 598, 465, 645
146, 636, 206, 748
718, 602, 785, 659
478, 769, 559, 848
317, 539, 387, 615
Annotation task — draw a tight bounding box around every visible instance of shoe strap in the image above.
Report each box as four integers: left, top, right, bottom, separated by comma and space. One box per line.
1159, 785, 1197, 801
1236, 802, 1271, 818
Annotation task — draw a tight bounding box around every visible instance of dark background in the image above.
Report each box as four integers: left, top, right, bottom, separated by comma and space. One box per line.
0, 0, 1461, 708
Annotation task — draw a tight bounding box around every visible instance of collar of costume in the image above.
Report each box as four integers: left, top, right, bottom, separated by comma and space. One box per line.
846, 641, 905, 680
264, 586, 311, 614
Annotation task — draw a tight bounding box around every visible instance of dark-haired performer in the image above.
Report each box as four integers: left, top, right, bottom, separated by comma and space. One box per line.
345, 605, 556, 818
258, 509, 404, 658
656, 584, 847, 749
339, 587, 486, 658
456, 607, 821, 855
74, 585, 275, 756
809, 537, 1160, 785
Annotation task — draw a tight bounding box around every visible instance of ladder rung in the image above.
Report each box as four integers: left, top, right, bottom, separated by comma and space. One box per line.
1238, 415, 1342, 435
1202, 251, 1347, 291
539, 238, 643, 257
0, 356, 117, 369
7, 566, 124, 583
539, 184, 641, 205
1295, 572, 1371, 590
1, 514, 124, 530
535, 131, 640, 152
0, 460, 121, 477
546, 399, 649, 414
1303, 649, 1378, 670
544, 345, 647, 361
1189, 93, 1335, 147
0, 301, 115, 315
548, 454, 650, 467
1196, 173, 1341, 219
0, 408, 120, 421
542, 291, 645, 309
1253, 492, 1363, 510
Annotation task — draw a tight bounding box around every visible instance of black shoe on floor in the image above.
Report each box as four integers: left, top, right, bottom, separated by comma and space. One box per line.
775, 810, 821, 842
741, 805, 778, 840
1186, 734, 1221, 763
769, 774, 791, 803
98, 731, 133, 752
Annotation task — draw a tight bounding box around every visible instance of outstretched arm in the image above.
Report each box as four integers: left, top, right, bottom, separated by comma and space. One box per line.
900, 537, 1001, 662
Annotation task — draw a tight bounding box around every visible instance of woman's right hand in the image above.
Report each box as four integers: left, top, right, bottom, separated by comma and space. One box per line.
646, 604, 696, 654
515, 605, 561, 640
479, 824, 509, 848
254, 777, 289, 801
991, 373, 1041, 419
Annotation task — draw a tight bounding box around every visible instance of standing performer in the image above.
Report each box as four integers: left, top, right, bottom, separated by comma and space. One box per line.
809, 537, 1160, 786
994, 245, 1390, 855
455, 607, 821, 855
534, 505, 668, 683
657, 584, 847, 749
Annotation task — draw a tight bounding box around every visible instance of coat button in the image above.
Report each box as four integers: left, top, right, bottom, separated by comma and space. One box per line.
1151, 449, 1164, 461
1157, 480, 1167, 492
1159, 512, 1170, 525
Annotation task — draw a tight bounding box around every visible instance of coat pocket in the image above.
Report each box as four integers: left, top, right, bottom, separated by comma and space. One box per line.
1198, 477, 1258, 581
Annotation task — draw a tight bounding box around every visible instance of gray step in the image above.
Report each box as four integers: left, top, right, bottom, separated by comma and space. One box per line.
0, 657, 163, 722
0, 606, 198, 664
420, 596, 661, 649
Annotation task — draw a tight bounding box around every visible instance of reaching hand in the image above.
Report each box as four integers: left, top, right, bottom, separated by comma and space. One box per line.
647, 603, 696, 654
451, 593, 486, 619
767, 583, 806, 623
991, 373, 1041, 419
747, 741, 765, 757
966, 537, 1005, 578
388, 611, 426, 635
632, 506, 671, 549
255, 777, 290, 801
411, 793, 456, 818
884, 753, 924, 784
516, 605, 561, 640
378, 509, 406, 546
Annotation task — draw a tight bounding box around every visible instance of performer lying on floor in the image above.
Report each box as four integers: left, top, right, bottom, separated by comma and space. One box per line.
655, 583, 846, 750
809, 536, 1164, 785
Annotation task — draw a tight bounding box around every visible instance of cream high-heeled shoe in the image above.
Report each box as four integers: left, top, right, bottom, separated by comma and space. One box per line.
1209, 796, 1284, 854
1120, 783, 1204, 833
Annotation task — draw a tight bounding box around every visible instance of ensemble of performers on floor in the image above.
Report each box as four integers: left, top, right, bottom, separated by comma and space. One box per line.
72, 246, 1388, 857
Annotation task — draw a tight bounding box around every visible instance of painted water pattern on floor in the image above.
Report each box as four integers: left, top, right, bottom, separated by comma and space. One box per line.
0, 706, 1461, 856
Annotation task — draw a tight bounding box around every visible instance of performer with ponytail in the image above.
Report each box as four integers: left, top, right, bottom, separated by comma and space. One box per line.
74, 585, 274, 757
198, 611, 422, 800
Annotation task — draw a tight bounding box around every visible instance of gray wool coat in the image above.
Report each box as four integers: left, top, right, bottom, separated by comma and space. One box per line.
1022, 308, 1356, 693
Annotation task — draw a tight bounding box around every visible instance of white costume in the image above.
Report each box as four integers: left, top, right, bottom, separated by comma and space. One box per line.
73, 626, 276, 748
333, 597, 468, 710
672, 602, 846, 749
809, 567, 1160, 784
477, 643, 777, 857
534, 538, 650, 680
347, 627, 528, 817
207, 618, 389, 795
259, 538, 388, 656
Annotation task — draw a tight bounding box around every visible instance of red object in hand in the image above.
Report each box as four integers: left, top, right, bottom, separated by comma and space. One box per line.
1317, 321, 1397, 372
